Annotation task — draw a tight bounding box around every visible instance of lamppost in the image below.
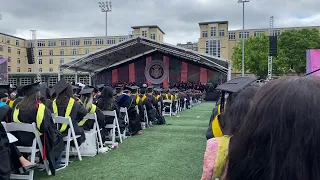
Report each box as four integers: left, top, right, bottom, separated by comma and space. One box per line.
238, 0, 249, 77
98, 1, 112, 46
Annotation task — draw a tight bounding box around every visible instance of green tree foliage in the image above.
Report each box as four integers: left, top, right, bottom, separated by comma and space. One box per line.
232, 28, 320, 77
277, 28, 320, 75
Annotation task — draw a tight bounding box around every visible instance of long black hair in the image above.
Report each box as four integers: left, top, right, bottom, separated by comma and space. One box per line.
97, 86, 115, 110
222, 85, 259, 135
56, 84, 74, 106
17, 91, 40, 110
227, 77, 320, 180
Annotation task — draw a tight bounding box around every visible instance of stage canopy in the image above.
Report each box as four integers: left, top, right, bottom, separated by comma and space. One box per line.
60, 36, 231, 75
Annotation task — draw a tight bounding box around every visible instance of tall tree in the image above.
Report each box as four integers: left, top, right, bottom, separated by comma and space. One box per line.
277, 28, 320, 75
232, 35, 283, 78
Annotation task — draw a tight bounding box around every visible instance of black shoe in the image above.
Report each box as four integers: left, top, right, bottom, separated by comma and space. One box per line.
18, 164, 39, 174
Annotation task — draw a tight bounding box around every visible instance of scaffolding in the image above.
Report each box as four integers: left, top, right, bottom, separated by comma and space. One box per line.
30, 30, 42, 82
267, 16, 274, 80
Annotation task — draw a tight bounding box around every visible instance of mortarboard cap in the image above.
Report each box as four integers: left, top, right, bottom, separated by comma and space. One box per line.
79, 88, 94, 96
129, 86, 139, 90
22, 82, 40, 96
216, 77, 258, 93
123, 89, 130, 94
48, 86, 55, 96
84, 85, 98, 92
54, 78, 69, 95
0, 84, 10, 99
96, 84, 105, 91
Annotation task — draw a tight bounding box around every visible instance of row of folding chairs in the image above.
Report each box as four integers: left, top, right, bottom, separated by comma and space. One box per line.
162, 97, 202, 117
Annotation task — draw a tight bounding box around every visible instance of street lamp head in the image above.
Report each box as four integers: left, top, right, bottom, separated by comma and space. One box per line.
238, 0, 250, 2
98, 1, 112, 12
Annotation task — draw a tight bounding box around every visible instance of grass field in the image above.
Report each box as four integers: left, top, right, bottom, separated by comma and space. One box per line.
36, 102, 214, 180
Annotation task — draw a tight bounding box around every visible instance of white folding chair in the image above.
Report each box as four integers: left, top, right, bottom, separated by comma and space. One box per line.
162, 100, 172, 116
143, 105, 150, 128
174, 100, 179, 114
83, 113, 104, 151
157, 102, 162, 116
52, 116, 82, 167
102, 110, 123, 149
2, 122, 51, 180
184, 98, 187, 110
120, 107, 130, 139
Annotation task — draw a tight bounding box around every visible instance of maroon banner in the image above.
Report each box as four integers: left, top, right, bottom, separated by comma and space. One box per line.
163, 56, 169, 88
181, 62, 188, 82
112, 69, 118, 83
200, 67, 208, 84
129, 63, 135, 83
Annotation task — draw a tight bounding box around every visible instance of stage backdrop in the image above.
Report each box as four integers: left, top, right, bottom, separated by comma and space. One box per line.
0, 58, 8, 84
94, 51, 225, 87
306, 49, 320, 76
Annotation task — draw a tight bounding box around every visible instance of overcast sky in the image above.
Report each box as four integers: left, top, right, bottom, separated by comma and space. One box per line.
0, 0, 319, 45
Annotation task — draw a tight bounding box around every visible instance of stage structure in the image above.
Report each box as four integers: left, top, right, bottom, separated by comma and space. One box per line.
60, 36, 231, 87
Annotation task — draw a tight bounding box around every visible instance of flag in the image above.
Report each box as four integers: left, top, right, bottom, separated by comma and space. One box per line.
0, 58, 8, 84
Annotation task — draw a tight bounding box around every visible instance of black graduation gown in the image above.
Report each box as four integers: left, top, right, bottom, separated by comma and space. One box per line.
0, 103, 10, 122
0, 123, 10, 180
131, 95, 144, 123
141, 95, 157, 122
81, 107, 105, 132
49, 101, 87, 146
97, 99, 125, 130
116, 94, 141, 135
11, 106, 64, 175
11, 97, 23, 109
206, 113, 226, 140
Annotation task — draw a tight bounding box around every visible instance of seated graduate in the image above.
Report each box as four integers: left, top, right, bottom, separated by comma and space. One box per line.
78, 87, 105, 132
146, 86, 166, 124
93, 84, 105, 104
139, 87, 157, 123
96, 86, 125, 131
9, 85, 24, 109
119, 86, 142, 135
11, 82, 64, 175
51, 79, 87, 146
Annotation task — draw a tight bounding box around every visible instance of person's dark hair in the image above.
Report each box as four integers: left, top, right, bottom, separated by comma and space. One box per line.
16, 86, 24, 97
16, 91, 40, 110
140, 88, 146, 95
97, 86, 114, 110
56, 84, 73, 106
222, 85, 259, 135
227, 77, 320, 180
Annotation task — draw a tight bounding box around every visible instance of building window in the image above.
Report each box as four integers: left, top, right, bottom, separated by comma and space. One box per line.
17, 49, 20, 55
254, 31, 265, 37
39, 68, 42, 72
60, 40, 67, 46
239, 31, 250, 39
8, 66, 11, 72
210, 27, 216, 37
7, 57, 11, 62
8, 78, 17, 86
107, 38, 116, 45
229, 32, 236, 40
95, 39, 104, 45
49, 50, 53, 55
38, 41, 46, 47
17, 67, 20, 72
205, 39, 221, 58
59, 49, 64, 56
49, 68, 53, 72
20, 78, 31, 85
202, 31, 208, 38
72, 49, 77, 55
28, 68, 32, 72
48, 41, 56, 46
16, 40, 19, 46
6, 38, 10, 44
0, 45, 2, 51
150, 33, 156, 40
8, 47, 11, 53
70, 39, 80, 46
38, 50, 42, 56
49, 77, 58, 86
273, 30, 281, 36
49, 59, 53, 64
219, 30, 225, 37
119, 37, 127, 42
84, 39, 92, 45
85, 49, 89, 54
79, 76, 89, 85
60, 58, 64, 64
17, 58, 20, 64
39, 59, 42, 64
136, 34, 140, 37
141, 31, 147, 37
64, 76, 75, 83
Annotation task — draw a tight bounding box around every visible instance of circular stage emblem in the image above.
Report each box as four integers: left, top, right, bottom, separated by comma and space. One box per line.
145, 60, 168, 84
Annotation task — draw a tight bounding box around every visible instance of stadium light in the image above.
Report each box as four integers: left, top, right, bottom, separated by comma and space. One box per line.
98, 1, 112, 46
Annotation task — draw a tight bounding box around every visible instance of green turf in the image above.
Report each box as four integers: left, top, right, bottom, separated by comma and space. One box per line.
36, 102, 214, 180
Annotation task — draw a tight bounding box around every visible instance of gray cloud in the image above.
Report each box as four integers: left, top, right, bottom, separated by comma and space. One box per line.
0, 0, 319, 44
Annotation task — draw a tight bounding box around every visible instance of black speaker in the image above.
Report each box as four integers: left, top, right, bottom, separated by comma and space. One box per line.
269, 36, 278, 57
26, 47, 35, 64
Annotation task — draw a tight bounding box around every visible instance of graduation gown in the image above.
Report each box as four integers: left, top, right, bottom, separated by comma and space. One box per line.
11, 105, 64, 175
0, 102, 10, 122
50, 100, 87, 146
0, 122, 10, 180
141, 95, 157, 122
80, 106, 105, 132
116, 94, 141, 135
97, 99, 125, 130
